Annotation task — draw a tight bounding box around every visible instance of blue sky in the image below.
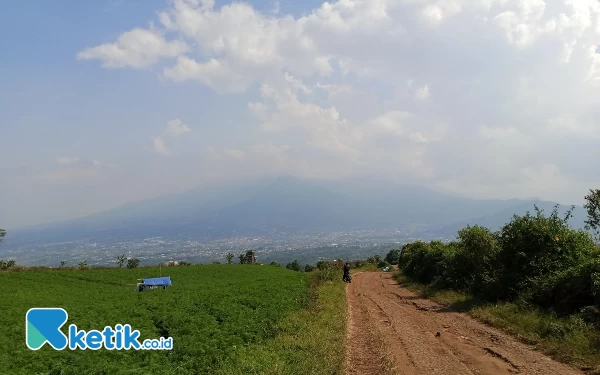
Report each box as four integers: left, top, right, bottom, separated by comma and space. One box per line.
2, 0, 600, 228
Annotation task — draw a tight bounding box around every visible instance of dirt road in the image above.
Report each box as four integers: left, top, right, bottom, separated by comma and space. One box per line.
345, 272, 583, 375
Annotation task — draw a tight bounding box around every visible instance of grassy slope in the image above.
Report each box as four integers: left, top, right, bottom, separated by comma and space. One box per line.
394, 272, 600, 373
0, 265, 346, 375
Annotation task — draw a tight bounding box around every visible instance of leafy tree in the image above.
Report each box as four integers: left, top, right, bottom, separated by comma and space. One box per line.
0, 228, 5, 243
226, 253, 234, 264
584, 189, 600, 241
126, 258, 140, 269
316, 260, 331, 270
117, 254, 126, 268
78, 260, 88, 270
238, 253, 247, 264
286, 260, 302, 272
59, 260, 67, 268
385, 249, 401, 265
0, 260, 15, 270
304, 264, 315, 272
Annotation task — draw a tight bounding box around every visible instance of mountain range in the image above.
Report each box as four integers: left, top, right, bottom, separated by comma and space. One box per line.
6, 176, 589, 245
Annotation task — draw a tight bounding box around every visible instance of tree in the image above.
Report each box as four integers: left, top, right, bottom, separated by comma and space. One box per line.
117, 254, 126, 268
238, 253, 247, 264
0, 228, 6, 243
78, 260, 88, 270
0, 260, 15, 270
385, 249, 401, 265
304, 264, 315, 272
226, 253, 234, 264
59, 260, 67, 268
127, 258, 140, 269
584, 189, 600, 241
286, 260, 302, 272
269, 261, 281, 267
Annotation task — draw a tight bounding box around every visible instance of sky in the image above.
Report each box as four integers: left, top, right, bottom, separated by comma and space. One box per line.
1, 0, 600, 229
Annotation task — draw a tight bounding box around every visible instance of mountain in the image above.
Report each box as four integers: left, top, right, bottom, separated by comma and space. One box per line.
6, 176, 588, 245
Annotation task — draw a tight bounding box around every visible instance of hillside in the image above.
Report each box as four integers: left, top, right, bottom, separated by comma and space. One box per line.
6, 176, 588, 245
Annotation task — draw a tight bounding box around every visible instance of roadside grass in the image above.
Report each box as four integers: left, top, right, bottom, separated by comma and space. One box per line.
352, 264, 381, 273
393, 271, 600, 374
215, 272, 347, 375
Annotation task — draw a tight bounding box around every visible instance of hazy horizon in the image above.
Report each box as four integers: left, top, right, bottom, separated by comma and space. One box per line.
2, 0, 600, 228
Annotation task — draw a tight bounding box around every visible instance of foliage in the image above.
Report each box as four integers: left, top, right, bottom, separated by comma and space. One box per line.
59, 260, 67, 268
238, 253, 247, 264
179, 261, 191, 266
0, 265, 312, 374
226, 253, 234, 264
286, 260, 302, 272
126, 258, 140, 269
399, 203, 599, 307
213, 261, 221, 264
366, 254, 381, 264
495, 205, 595, 299
0, 228, 5, 243
304, 264, 315, 272
316, 260, 331, 270
269, 261, 281, 267
385, 249, 401, 265
116, 254, 126, 268
0, 260, 16, 271
78, 260, 88, 270
584, 189, 600, 241
377, 260, 390, 269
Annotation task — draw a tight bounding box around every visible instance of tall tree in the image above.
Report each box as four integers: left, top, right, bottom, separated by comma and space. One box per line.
116, 254, 126, 268
0, 228, 6, 243
226, 253, 234, 264
584, 189, 600, 241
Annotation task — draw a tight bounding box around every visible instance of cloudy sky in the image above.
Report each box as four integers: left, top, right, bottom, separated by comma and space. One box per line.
1, 0, 600, 228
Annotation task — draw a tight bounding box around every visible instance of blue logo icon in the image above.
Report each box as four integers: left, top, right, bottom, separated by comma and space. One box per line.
26, 308, 173, 351
26, 308, 69, 350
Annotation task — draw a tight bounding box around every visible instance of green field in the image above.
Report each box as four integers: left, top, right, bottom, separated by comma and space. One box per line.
0, 265, 346, 375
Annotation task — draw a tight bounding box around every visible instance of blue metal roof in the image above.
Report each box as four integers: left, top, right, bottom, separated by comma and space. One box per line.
142, 276, 172, 286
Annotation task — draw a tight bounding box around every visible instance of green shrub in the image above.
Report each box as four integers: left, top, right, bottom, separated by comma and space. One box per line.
286, 260, 302, 272
126, 258, 140, 269
385, 249, 401, 265
496, 205, 597, 299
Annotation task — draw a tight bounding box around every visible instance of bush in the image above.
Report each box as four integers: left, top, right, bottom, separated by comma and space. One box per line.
269, 261, 281, 267
126, 258, 140, 269
286, 260, 302, 272
496, 205, 597, 299
316, 260, 331, 270
315, 268, 336, 282
304, 264, 315, 272
385, 249, 401, 265
0, 260, 16, 271
377, 260, 389, 269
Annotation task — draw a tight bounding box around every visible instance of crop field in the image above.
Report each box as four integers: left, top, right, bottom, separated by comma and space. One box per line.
0, 265, 325, 375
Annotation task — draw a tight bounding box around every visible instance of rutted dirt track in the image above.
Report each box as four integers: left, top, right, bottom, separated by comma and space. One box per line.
345, 272, 583, 375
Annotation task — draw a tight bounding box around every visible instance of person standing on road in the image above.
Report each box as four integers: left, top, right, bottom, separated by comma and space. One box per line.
343, 262, 351, 283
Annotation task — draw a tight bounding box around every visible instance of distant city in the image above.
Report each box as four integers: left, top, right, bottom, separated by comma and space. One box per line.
0, 228, 452, 267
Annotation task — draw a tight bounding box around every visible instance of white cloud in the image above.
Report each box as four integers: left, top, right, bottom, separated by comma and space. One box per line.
78, 0, 600, 203
153, 118, 192, 156
165, 118, 192, 137
77, 28, 188, 68
153, 136, 169, 155
223, 148, 246, 160
414, 85, 431, 101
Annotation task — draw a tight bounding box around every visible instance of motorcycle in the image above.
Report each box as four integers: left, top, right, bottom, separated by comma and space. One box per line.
343, 273, 352, 283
